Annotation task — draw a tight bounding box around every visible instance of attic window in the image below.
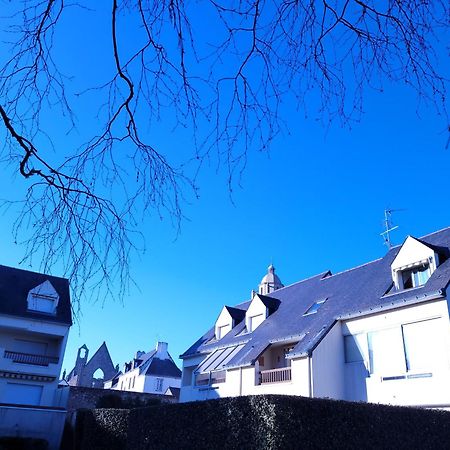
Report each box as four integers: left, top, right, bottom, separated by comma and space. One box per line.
400, 263, 430, 289
27, 281, 59, 315
217, 324, 231, 340
303, 299, 326, 316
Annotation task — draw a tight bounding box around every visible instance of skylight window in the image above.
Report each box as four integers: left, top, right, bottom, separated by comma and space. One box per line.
303, 299, 327, 316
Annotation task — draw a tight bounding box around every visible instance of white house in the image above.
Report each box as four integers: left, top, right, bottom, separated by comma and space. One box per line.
105, 341, 181, 395
0, 265, 72, 449
180, 227, 450, 409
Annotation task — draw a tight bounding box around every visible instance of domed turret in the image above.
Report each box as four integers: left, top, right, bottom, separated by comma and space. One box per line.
258, 264, 284, 295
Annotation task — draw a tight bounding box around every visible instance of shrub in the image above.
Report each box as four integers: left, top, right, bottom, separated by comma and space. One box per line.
0, 437, 48, 450
95, 394, 161, 410
76, 395, 450, 450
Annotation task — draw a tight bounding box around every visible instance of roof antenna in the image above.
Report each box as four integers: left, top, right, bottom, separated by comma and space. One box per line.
380, 209, 402, 249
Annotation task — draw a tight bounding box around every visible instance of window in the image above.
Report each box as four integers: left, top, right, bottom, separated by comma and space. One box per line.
303, 299, 326, 316
217, 324, 231, 339
155, 378, 163, 392
28, 295, 57, 314
1, 383, 43, 406
211, 370, 226, 384
27, 281, 59, 314
248, 314, 264, 332
368, 328, 405, 375
402, 319, 442, 372
401, 264, 430, 289
195, 371, 226, 386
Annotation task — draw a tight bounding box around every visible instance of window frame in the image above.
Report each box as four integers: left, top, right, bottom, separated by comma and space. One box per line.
303, 299, 327, 316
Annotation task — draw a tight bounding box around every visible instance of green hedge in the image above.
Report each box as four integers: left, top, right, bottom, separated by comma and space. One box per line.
75, 395, 450, 449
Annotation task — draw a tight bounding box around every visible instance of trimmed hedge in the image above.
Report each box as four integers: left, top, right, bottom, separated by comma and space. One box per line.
0, 437, 48, 450
95, 393, 161, 409
75, 395, 450, 449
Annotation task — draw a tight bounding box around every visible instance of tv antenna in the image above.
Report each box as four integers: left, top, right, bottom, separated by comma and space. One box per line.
380, 209, 404, 249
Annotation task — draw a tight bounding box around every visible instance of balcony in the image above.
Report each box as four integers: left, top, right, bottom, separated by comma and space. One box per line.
4, 350, 59, 366
260, 367, 292, 384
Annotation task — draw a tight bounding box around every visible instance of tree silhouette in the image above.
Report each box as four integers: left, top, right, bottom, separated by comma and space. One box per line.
0, 0, 447, 310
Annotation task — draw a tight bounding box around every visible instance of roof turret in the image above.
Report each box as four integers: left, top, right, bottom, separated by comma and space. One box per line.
258, 264, 284, 295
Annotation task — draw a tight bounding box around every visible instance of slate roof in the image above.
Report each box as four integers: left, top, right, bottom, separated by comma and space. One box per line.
123, 348, 181, 379
146, 358, 182, 378
180, 227, 450, 369
225, 306, 246, 322
0, 264, 72, 325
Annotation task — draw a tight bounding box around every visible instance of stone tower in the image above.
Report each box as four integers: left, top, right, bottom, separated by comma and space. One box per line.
258, 264, 284, 295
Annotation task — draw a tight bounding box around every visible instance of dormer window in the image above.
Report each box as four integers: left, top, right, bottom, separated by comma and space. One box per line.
245, 294, 280, 333
27, 281, 59, 314
248, 313, 264, 333
215, 306, 245, 340
391, 236, 439, 291
217, 324, 231, 340
401, 262, 431, 289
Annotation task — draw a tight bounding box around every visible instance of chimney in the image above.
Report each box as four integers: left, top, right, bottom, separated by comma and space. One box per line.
155, 341, 169, 360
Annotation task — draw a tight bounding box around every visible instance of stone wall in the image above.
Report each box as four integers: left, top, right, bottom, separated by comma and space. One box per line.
64, 386, 176, 414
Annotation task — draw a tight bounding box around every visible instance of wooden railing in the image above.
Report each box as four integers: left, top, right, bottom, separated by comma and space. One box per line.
260, 367, 292, 384
4, 350, 59, 366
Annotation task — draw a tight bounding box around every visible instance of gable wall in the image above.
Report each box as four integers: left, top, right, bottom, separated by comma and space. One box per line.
311, 322, 345, 399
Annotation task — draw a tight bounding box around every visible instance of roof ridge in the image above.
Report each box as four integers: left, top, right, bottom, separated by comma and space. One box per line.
419, 225, 450, 240
272, 271, 331, 292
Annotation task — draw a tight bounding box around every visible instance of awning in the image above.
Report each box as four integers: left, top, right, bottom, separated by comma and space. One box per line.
196, 344, 245, 374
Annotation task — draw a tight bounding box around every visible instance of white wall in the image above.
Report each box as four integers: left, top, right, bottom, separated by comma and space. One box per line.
311, 322, 345, 399
0, 405, 66, 450
343, 299, 450, 407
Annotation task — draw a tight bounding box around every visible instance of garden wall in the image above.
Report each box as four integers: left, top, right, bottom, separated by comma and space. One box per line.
74, 395, 450, 449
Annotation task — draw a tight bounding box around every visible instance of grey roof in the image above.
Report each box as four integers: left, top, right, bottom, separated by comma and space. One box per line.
181, 227, 450, 369
225, 306, 245, 322
165, 386, 180, 399
145, 358, 182, 378
257, 294, 281, 312
0, 264, 72, 325
122, 347, 181, 379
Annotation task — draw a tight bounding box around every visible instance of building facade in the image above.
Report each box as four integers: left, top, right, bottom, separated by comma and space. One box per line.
105, 341, 181, 395
0, 265, 72, 449
180, 228, 450, 409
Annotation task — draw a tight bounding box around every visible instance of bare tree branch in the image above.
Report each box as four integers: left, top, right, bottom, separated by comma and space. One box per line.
0, 0, 447, 311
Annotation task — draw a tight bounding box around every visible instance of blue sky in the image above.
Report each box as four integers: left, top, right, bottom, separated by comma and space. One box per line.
0, 4, 449, 373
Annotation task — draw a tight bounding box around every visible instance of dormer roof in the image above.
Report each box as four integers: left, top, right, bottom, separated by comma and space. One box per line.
224, 306, 245, 322
257, 294, 281, 312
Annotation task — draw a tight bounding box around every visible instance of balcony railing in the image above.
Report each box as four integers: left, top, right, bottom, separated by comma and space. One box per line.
260, 367, 292, 384
4, 350, 59, 366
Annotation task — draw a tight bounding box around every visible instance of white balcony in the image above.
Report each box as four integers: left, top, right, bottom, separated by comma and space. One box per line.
260, 367, 292, 384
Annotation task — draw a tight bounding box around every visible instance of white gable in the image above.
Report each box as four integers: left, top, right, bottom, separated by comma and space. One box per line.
245, 295, 268, 332
215, 307, 233, 340
391, 236, 438, 289
27, 280, 59, 314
